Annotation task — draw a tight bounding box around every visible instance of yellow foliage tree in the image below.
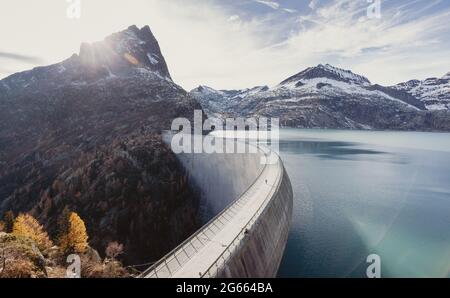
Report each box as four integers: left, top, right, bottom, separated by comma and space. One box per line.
12, 214, 53, 251
59, 212, 88, 254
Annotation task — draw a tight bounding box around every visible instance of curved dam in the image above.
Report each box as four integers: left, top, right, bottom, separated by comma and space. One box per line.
141, 137, 293, 278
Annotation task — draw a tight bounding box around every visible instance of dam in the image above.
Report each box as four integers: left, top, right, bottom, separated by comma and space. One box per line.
140, 137, 293, 278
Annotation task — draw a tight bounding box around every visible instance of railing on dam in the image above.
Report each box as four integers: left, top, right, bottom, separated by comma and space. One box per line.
140, 144, 283, 278
202, 156, 283, 277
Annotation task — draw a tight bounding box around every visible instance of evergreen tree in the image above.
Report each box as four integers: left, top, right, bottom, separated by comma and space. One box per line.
57, 207, 71, 240
3, 211, 15, 233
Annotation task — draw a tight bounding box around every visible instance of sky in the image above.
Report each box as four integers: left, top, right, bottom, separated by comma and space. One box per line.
1, 0, 449, 90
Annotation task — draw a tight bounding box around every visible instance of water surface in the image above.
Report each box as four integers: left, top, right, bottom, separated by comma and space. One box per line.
277, 129, 450, 278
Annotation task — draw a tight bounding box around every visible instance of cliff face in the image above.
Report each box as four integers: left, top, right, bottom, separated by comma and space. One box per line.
0, 25, 202, 264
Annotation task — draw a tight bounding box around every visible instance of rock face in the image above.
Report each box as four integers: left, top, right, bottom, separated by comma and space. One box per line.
0, 25, 203, 264
392, 73, 450, 111
191, 64, 450, 131
0, 233, 48, 278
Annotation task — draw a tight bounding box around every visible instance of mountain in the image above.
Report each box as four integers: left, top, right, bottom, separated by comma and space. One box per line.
191, 64, 450, 131
190, 85, 269, 119
280, 64, 372, 86
0, 25, 203, 264
392, 73, 450, 111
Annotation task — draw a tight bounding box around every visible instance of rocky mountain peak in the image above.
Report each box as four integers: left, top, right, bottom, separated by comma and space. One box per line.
193, 85, 220, 94
280, 64, 371, 87
0, 25, 174, 96
442, 72, 450, 80
78, 25, 171, 79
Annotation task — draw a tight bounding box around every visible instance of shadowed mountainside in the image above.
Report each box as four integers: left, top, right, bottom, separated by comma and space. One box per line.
0, 25, 203, 264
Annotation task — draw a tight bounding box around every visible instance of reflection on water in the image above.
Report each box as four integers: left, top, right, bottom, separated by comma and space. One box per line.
277, 129, 450, 278
280, 140, 386, 159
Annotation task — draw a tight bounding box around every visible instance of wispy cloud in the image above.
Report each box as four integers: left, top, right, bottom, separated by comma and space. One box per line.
252, 0, 296, 14
1, 0, 449, 88
151, 0, 450, 88
275, 0, 450, 84
0, 51, 44, 64
0, 68, 13, 75
309, 0, 319, 10
254, 0, 280, 10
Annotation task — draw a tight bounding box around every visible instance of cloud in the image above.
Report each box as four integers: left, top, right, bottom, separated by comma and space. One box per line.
0, 52, 44, 64
148, 0, 450, 89
309, 0, 319, 10
253, 0, 296, 14
283, 8, 297, 14
228, 15, 241, 22
276, 0, 450, 84
1, 0, 449, 89
254, 0, 280, 10
0, 68, 13, 75
141, 0, 275, 89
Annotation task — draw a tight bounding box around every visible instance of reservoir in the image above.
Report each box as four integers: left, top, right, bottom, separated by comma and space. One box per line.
277, 129, 450, 278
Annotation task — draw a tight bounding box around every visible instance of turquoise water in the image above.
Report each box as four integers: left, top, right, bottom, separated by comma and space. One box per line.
277, 129, 450, 278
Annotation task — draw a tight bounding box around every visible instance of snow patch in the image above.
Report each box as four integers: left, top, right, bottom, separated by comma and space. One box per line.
319, 64, 371, 86
147, 53, 159, 65
393, 76, 450, 111
278, 78, 420, 110
58, 65, 66, 73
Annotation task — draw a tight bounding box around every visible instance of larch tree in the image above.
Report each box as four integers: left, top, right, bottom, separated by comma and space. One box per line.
12, 214, 53, 251
59, 212, 88, 254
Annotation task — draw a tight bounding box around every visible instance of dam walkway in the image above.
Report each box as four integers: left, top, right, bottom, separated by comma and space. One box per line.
140, 145, 284, 278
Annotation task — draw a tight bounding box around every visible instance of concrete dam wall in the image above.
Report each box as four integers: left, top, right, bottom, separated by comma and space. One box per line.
216, 164, 293, 278
141, 137, 293, 278
175, 144, 265, 222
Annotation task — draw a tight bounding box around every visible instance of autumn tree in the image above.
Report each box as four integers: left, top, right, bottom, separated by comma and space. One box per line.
12, 214, 53, 251
2, 211, 15, 233
58, 212, 88, 254
0, 221, 5, 233
105, 242, 124, 260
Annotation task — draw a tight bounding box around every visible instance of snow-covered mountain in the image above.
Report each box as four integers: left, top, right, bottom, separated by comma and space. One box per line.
191, 64, 450, 131
190, 85, 269, 119
392, 73, 450, 110
280, 64, 371, 86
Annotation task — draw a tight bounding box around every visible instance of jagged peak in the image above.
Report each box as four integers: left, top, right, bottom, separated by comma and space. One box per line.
78, 25, 171, 79
121, 25, 158, 45
126, 24, 140, 33
442, 72, 450, 80
245, 85, 269, 92
192, 85, 220, 93
280, 64, 371, 86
